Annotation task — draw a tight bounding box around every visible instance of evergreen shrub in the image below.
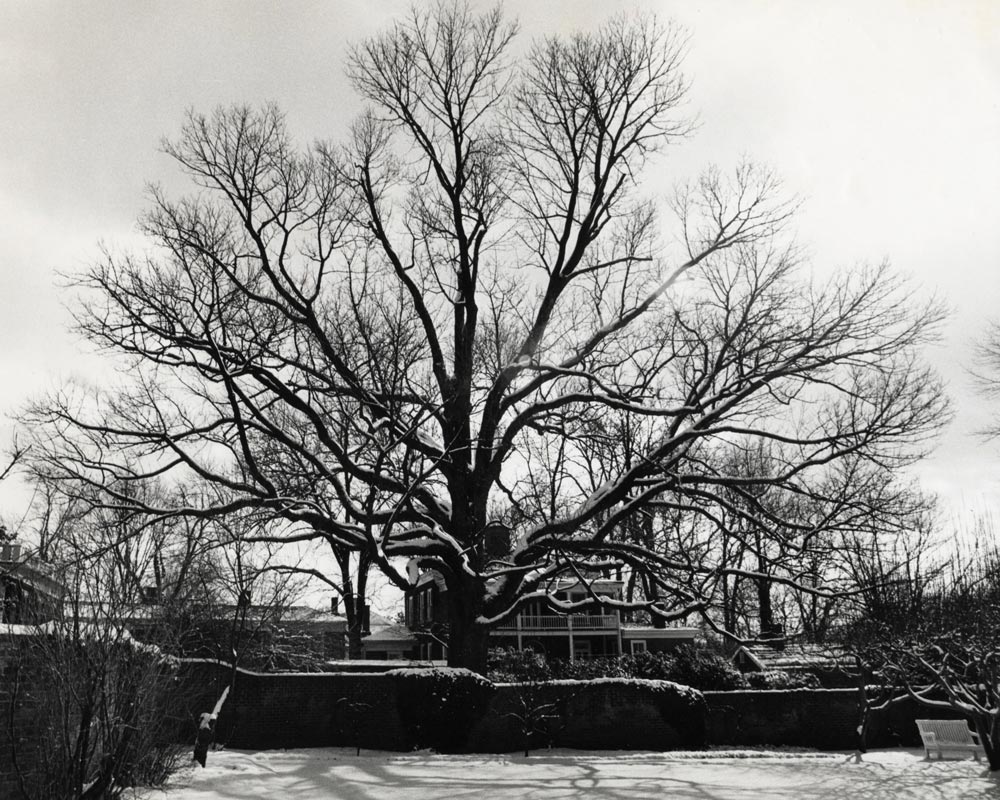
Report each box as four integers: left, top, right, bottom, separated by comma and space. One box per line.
386, 667, 494, 752
487, 645, 749, 690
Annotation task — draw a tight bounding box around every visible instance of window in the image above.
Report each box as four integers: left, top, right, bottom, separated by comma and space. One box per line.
574, 640, 592, 660
630, 640, 648, 654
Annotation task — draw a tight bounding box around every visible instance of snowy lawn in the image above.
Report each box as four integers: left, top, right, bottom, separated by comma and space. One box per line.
142, 747, 1000, 800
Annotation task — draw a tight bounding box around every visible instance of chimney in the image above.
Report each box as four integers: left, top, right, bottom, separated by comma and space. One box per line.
483, 521, 511, 559
330, 597, 339, 615
1, 543, 22, 563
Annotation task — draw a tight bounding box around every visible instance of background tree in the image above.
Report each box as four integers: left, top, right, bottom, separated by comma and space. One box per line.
17, 470, 316, 670
854, 535, 1000, 769
2, 481, 192, 799
23, 4, 947, 671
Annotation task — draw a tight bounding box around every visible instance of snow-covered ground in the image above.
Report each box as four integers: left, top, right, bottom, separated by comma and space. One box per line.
142, 747, 999, 800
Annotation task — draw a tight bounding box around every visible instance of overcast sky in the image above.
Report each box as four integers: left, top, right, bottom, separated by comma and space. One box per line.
2, 0, 999, 535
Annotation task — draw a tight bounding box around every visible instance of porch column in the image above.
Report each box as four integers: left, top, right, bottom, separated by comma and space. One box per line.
568, 614, 575, 662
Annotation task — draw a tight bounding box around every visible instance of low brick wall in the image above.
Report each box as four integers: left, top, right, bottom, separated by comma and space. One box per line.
863, 695, 974, 748
1, 638, 54, 798
471, 681, 705, 752
174, 664, 968, 754
177, 663, 706, 752
177, 660, 410, 750
704, 689, 860, 750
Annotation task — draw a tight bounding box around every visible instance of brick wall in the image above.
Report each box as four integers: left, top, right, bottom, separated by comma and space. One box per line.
176, 664, 706, 752
863, 694, 973, 748
0, 636, 79, 798
470, 681, 705, 752
162, 663, 969, 754
176, 659, 410, 751
704, 688, 861, 750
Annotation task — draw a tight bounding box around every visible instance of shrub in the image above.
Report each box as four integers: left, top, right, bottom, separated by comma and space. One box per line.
745, 669, 822, 689
667, 645, 748, 690
548, 656, 631, 680
487, 645, 747, 689
621, 650, 681, 680
2, 624, 188, 800
509, 678, 707, 749
487, 647, 551, 682
386, 667, 494, 752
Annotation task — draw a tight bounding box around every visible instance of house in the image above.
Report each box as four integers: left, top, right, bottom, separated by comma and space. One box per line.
358, 612, 418, 660
74, 600, 349, 666
405, 571, 698, 662
0, 542, 65, 623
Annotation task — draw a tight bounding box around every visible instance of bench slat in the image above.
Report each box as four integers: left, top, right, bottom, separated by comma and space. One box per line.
915, 720, 985, 761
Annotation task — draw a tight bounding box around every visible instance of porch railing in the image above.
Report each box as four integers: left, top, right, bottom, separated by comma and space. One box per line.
497, 614, 618, 631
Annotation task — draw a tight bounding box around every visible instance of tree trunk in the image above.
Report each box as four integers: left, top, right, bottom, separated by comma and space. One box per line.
343, 592, 364, 660
346, 624, 364, 660
756, 552, 777, 639
446, 620, 490, 674
445, 590, 490, 674
974, 714, 1000, 771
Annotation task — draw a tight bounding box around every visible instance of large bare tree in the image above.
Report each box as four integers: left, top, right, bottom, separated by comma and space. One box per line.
24, 5, 947, 671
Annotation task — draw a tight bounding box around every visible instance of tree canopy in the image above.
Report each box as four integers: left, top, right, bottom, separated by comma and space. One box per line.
23, 4, 947, 670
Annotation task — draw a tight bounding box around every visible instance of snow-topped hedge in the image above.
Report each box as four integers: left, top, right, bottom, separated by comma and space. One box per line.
484, 677, 707, 751
385, 667, 495, 752
380, 669, 707, 752
533, 676, 703, 699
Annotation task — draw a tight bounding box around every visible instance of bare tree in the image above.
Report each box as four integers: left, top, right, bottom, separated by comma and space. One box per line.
3, 499, 190, 799
22, 4, 947, 671
856, 539, 1000, 769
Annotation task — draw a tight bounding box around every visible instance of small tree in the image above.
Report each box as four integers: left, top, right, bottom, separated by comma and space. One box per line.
333, 696, 372, 756
504, 683, 567, 757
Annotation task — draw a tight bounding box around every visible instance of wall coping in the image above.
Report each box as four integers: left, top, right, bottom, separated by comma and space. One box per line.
179, 657, 393, 678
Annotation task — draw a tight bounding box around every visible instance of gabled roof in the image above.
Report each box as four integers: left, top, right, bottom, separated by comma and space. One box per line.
733, 643, 849, 672
364, 623, 416, 644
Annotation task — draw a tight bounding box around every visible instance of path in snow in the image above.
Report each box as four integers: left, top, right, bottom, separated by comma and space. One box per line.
144, 748, 1000, 800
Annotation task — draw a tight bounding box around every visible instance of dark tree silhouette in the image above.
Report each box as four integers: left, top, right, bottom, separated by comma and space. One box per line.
23, 4, 946, 671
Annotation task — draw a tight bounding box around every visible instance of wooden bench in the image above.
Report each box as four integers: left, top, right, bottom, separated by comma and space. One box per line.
915, 719, 986, 761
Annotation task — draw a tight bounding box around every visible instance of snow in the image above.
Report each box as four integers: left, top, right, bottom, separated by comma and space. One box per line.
384, 666, 486, 681
3, 620, 177, 663
140, 747, 1000, 800
519, 677, 703, 701
581, 480, 616, 512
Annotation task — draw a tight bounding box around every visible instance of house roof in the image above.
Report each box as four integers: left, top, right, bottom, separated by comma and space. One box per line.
364, 623, 416, 644
73, 602, 347, 629
621, 626, 699, 640
733, 643, 849, 672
